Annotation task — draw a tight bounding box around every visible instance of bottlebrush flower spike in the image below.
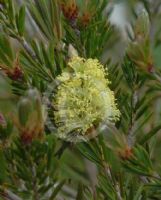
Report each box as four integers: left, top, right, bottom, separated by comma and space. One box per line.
53, 57, 120, 142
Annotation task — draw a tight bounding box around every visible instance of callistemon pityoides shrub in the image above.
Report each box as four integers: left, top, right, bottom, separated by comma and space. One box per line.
53, 57, 120, 142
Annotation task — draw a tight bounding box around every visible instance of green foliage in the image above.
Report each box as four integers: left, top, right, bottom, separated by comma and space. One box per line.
16, 6, 26, 36
0, 34, 13, 66
1, 0, 161, 199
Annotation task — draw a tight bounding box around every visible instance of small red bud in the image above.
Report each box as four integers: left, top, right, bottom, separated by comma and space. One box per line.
119, 147, 133, 160
21, 132, 33, 145
147, 64, 154, 73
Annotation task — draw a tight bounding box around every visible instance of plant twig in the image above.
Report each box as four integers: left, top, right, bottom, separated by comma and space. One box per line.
17, 37, 36, 59
127, 89, 138, 147
0, 189, 22, 200
100, 143, 122, 200
104, 164, 122, 200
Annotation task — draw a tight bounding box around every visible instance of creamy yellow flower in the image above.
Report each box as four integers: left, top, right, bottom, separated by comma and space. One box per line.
53, 57, 120, 142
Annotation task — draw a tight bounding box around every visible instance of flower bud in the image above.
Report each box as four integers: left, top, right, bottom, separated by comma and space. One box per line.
60, 0, 78, 21
6, 67, 23, 81
0, 53, 23, 81
118, 146, 133, 160
127, 11, 153, 73
16, 88, 46, 144
79, 11, 92, 27
134, 10, 150, 40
